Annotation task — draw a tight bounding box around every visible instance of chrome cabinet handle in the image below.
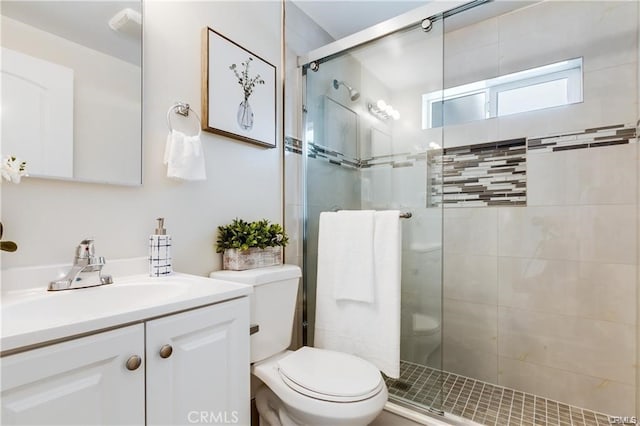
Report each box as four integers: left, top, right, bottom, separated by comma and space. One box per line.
126, 355, 142, 371
159, 344, 173, 359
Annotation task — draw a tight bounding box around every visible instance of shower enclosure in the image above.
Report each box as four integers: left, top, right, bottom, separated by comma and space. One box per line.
285, 0, 639, 423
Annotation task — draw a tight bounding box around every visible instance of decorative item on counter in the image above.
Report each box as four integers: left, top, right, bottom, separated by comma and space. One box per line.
216, 218, 288, 271
149, 217, 172, 277
1, 156, 28, 184
0, 222, 18, 252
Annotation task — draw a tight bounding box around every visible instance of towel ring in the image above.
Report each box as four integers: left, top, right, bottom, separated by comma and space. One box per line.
166, 102, 202, 134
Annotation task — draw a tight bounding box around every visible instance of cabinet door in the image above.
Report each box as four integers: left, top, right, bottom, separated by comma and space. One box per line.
1, 324, 145, 425
146, 298, 250, 426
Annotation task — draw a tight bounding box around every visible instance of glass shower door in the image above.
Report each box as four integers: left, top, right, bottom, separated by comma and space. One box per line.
302, 17, 446, 414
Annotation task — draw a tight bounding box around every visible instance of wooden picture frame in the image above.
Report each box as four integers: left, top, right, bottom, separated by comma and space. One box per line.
201, 27, 276, 148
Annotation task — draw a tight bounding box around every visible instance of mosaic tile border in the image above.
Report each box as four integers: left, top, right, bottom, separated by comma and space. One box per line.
360, 151, 428, 169
289, 123, 636, 209
528, 124, 637, 153
307, 142, 360, 170
284, 136, 302, 154
430, 138, 527, 208
385, 361, 618, 426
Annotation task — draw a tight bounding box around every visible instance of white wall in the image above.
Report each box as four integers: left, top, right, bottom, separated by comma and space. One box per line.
1, 1, 283, 277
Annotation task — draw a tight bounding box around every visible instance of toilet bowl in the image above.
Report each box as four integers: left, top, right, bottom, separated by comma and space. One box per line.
253, 349, 388, 425
209, 265, 387, 426
409, 313, 441, 366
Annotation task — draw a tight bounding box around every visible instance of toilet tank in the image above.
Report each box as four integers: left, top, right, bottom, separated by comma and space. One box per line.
209, 265, 301, 363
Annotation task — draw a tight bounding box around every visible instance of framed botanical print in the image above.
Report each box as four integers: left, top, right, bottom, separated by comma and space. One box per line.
201, 27, 276, 148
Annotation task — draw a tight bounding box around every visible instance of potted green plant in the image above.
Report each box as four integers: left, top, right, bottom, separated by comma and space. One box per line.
216, 218, 288, 270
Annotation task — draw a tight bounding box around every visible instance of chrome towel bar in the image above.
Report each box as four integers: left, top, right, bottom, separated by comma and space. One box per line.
331, 208, 412, 219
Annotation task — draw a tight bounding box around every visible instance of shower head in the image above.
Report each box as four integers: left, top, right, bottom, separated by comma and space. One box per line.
333, 79, 360, 101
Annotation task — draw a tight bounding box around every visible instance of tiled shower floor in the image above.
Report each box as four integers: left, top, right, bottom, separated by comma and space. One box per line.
384, 361, 617, 426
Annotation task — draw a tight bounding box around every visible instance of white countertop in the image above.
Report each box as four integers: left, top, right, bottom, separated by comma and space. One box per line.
1, 272, 251, 355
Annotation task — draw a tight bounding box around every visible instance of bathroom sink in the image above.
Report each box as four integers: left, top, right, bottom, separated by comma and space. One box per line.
3, 281, 186, 320
1, 273, 252, 354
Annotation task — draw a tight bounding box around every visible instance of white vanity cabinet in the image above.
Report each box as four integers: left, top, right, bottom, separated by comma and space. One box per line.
1, 297, 250, 426
146, 298, 250, 425
1, 324, 145, 425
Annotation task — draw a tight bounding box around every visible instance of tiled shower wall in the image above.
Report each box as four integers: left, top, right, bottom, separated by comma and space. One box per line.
440, 1, 638, 416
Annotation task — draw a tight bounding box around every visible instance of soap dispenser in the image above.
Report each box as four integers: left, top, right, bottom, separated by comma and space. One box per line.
149, 217, 172, 277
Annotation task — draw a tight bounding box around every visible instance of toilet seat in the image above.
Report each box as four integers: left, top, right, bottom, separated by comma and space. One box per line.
277, 347, 384, 402
253, 350, 388, 426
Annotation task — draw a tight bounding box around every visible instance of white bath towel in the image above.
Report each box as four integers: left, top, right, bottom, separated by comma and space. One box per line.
314, 210, 402, 378
318, 210, 375, 303
164, 129, 206, 181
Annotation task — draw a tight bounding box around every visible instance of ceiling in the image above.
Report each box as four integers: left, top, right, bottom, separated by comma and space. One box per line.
292, 0, 425, 40
1, 1, 141, 66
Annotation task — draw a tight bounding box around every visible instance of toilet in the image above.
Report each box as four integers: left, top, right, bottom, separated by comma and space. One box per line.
410, 313, 441, 366
210, 265, 388, 426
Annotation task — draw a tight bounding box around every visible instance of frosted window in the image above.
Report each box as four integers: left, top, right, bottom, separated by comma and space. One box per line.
422, 57, 583, 129
497, 79, 568, 116
432, 92, 486, 127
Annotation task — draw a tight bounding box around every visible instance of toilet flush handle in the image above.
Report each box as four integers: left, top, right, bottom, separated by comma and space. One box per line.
250, 324, 259, 335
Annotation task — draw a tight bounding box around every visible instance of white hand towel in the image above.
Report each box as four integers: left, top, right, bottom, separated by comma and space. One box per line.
314, 210, 402, 378
318, 210, 375, 303
163, 130, 206, 181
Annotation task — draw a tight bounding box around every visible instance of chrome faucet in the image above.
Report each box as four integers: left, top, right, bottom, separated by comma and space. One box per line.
48, 239, 113, 291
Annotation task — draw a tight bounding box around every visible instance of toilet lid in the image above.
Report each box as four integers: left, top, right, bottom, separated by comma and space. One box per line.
277, 347, 384, 403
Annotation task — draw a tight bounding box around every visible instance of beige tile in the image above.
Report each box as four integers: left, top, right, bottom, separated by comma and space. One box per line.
402, 250, 441, 313
443, 117, 500, 149
528, 144, 638, 207
498, 1, 638, 74
569, 144, 638, 205
444, 254, 498, 305
391, 163, 427, 208
498, 357, 635, 416
498, 307, 635, 385
443, 345, 498, 384
443, 299, 497, 353
498, 258, 636, 325
443, 299, 498, 382
497, 206, 579, 260
444, 42, 500, 89
581, 64, 638, 128
498, 205, 637, 264
577, 205, 637, 264
444, 207, 498, 255
444, 14, 499, 55
527, 151, 568, 207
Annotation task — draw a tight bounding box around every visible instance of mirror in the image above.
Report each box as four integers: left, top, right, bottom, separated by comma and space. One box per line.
1, 1, 142, 186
